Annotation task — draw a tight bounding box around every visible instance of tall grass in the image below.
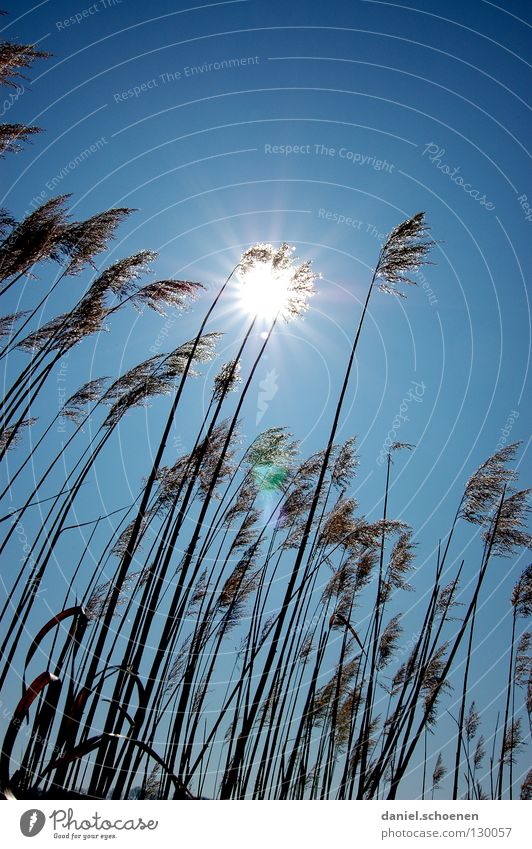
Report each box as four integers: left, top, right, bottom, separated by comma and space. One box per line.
0, 34, 530, 801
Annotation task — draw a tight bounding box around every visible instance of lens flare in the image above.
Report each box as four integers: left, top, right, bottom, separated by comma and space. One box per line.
238, 260, 294, 320
237, 243, 318, 322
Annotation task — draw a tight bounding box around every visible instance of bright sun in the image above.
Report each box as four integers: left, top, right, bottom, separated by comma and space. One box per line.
238, 261, 292, 321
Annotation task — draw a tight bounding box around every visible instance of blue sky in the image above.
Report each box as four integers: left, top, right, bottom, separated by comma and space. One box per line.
1, 0, 531, 797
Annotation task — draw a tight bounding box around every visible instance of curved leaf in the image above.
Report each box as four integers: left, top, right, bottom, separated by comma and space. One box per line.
64, 665, 144, 734
23, 606, 88, 688
0, 672, 60, 788
43, 733, 194, 798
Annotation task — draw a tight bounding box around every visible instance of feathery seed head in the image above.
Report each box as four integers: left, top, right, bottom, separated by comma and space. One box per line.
0, 310, 29, 339
520, 769, 532, 800
511, 564, 532, 617
486, 489, 532, 556
213, 359, 241, 402
465, 701, 480, 742
378, 614, 403, 669
0, 417, 37, 452
462, 443, 520, 525
432, 753, 446, 790
377, 212, 433, 297
0, 41, 49, 88
0, 123, 41, 156
60, 377, 108, 424
132, 278, 203, 315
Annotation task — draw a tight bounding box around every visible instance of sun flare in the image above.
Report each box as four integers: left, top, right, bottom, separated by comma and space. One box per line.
237, 242, 318, 323
238, 260, 293, 320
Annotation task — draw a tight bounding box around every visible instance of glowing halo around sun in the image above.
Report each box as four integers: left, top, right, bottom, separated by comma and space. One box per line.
238, 260, 294, 321
236, 243, 319, 323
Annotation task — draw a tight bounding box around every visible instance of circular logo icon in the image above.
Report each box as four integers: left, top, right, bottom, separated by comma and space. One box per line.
20, 810, 46, 837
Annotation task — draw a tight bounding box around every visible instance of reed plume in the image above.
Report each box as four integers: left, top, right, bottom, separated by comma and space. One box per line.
376, 212, 433, 297
431, 752, 446, 796
0, 40, 49, 87
0, 123, 40, 156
